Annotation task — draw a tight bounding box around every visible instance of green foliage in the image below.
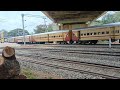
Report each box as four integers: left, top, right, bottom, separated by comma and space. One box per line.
47, 24, 53, 32
8, 28, 29, 37
34, 24, 53, 34
90, 20, 103, 26
0, 29, 8, 38
34, 25, 46, 34
90, 11, 120, 26
101, 14, 116, 24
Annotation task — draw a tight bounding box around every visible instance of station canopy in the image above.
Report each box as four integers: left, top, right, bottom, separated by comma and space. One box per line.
42, 11, 106, 24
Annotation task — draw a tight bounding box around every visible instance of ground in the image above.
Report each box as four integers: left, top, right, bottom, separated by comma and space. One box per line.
0, 42, 21, 47
0, 43, 63, 79
21, 68, 63, 79
0, 42, 120, 79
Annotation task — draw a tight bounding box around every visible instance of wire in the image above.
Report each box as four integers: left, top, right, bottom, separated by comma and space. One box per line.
24, 14, 46, 18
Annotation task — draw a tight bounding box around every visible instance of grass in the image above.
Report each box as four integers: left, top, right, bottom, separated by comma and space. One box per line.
21, 68, 63, 79
21, 68, 38, 79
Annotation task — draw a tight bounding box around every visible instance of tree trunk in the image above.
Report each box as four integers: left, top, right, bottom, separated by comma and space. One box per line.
0, 46, 21, 79
2, 46, 15, 58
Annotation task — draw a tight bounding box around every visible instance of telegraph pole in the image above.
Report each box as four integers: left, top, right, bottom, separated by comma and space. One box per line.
43, 17, 47, 32
22, 14, 25, 45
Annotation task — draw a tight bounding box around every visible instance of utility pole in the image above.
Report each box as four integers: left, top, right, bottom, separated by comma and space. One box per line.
43, 17, 47, 32
22, 14, 25, 45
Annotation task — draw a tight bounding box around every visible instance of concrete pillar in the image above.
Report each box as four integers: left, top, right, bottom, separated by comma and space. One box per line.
109, 38, 111, 48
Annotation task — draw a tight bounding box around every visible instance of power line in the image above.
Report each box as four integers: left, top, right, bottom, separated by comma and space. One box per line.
24, 14, 48, 32
24, 14, 46, 18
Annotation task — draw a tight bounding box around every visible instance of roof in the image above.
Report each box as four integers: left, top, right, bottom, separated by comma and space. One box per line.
33, 30, 69, 36
73, 22, 120, 31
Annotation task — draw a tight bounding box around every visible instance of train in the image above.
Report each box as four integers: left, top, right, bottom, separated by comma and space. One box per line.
8, 22, 120, 45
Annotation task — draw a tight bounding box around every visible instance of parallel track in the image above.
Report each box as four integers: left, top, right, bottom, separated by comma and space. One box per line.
18, 48, 120, 57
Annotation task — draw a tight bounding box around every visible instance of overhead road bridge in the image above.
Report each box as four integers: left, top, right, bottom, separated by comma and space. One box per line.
42, 11, 107, 30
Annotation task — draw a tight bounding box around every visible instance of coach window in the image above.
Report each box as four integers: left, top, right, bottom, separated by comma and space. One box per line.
98, 32, 101, 35
94, 32, 97, 35
90, 33, 92, 35
115, 30, 119, 33
84, 33, 86, 36
117, 30, 119, 33
102, 32, 105, 34
106, 31, 109, 34
81, 34, 83, 36
111, 31, 115, 33
87, 33, 89, 35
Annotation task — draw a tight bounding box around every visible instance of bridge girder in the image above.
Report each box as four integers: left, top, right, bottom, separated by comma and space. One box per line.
42, 11, 107, 24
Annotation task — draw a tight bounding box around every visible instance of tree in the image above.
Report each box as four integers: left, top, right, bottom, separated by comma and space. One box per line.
90, 20, 103, 26
34, 25, 46, 34
34, 24, 53, 34
0, 29, 8, 38
90, 11, 120, 26
46, 24, 53, 32
101, 13, 116, 24
8, 28, 29, 37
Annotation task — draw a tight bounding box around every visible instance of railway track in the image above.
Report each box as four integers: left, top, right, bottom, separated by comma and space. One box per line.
49, 50, 120, 57
19, 57, 120, 79
0, 46, 120, 78
18, 48, 120, 57
17, 53, 120, 79
41, 44, 120, 48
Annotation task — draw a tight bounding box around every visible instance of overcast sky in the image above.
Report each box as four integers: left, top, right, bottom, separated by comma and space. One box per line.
0, 11, 53, 33
0, 11, 115, 34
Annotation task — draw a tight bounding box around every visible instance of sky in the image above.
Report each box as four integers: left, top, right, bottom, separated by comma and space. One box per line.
0, 11, 53, 34
0, 11, 115, 34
